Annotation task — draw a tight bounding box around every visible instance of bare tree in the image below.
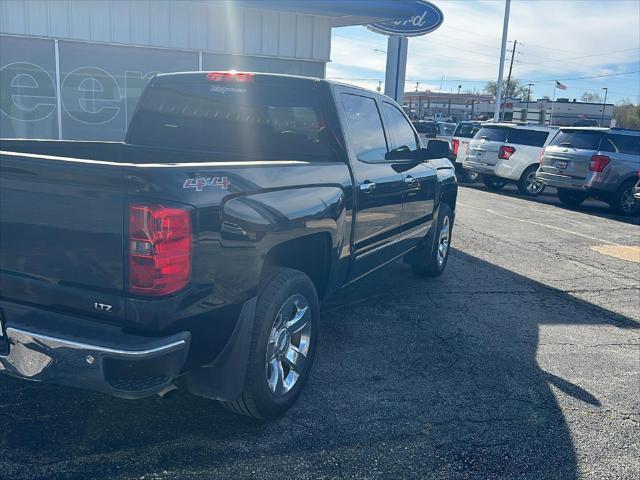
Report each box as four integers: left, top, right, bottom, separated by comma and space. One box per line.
580, 92, 603, 103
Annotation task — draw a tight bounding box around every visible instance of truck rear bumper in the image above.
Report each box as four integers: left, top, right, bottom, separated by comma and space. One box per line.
462, 160, 496, 176
536, 171, 588, 191
0, 301, 190, 399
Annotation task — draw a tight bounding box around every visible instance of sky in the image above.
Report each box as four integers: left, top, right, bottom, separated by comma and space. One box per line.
327, 0, 640, 104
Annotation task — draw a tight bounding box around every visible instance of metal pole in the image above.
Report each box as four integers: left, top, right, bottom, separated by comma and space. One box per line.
502, 39, 517, 121
384, 36, 408, 103
550, 84, 557, 126
54, 39, 62, 140
601, 87, 608, 126
526, 83, 533, 122
494, 0, 511, 122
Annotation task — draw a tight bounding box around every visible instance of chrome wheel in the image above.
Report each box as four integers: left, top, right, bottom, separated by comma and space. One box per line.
467, 171, 479, 182
265, 294, 312, 397
436, 215, 450, 267
525, 170, 545, 195
620, 186, 639, 214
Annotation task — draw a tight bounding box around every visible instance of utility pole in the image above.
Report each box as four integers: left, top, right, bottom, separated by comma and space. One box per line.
601, 87, 608, 126
494, 0, 511, 122
415, 81, 420, 92
377, 80, 382, 92
502, 39, 517, 121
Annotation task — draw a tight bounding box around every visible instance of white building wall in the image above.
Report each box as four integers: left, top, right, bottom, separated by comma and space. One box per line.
0, 0, 332, 61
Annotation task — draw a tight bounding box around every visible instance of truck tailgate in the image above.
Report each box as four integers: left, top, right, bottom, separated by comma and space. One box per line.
0, 154, 126, 321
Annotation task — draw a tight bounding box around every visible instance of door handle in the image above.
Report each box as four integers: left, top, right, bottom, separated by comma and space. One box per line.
359, 181, 376, 193
404, 175, 420, 187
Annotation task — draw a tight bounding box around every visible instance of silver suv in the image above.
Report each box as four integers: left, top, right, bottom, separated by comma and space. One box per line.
537, 127, 640, 215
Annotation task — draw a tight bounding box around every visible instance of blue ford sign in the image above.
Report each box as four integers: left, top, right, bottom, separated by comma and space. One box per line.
367, 1, 444, 37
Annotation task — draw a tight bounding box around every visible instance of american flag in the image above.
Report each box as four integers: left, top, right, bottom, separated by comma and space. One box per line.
555, 81, 567, 90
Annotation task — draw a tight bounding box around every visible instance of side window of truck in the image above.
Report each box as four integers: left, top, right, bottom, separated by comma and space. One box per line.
506, 129, 550, 147
341, 93, 389, 162
381, 102, 419, 156
606, 134, 640, 156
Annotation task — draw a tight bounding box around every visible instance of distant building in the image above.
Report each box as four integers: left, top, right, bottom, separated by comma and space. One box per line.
511, 98, 614, 127
403, 91, 494, 122
424, 93, 614, 127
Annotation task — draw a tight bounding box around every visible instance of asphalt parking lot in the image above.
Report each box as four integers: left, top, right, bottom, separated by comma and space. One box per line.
1, 185, 638, 480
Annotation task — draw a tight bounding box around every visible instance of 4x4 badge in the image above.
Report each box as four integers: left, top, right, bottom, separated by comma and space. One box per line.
183, 176, 230, 192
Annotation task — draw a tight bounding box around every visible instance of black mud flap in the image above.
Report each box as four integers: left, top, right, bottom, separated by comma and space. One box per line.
186, 297, 257, 402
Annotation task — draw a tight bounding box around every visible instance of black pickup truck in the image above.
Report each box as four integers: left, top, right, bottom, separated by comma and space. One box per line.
0, 72, 457, 419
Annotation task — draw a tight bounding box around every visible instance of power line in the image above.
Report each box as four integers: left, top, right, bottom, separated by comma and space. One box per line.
517, 47, 640, 66
525, 70, 640, 83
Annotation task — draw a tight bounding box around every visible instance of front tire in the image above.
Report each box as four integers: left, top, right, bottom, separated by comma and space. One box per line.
517, 165, 545, 196
482, 175, 507, 191
411, 203, 453, 277
557, 188, 587, 208
221, 268, 319, 419
612, 179, 640, 216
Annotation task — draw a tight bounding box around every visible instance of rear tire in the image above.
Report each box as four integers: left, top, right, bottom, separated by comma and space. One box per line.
557, 188, 587, 208
517, 165, 545, 196
411, 203, 453, 277
612, 179, 640, 216
461, 169, 480, 183
482, 175, 507, 191
220, 268, 319, 419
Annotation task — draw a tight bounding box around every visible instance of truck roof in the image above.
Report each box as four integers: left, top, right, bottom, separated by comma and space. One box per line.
560, 127, 640, 135
481, 122, 558, 132
152, 70, 385, 97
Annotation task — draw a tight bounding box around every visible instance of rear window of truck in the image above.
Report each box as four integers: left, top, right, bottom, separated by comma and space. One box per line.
453, 122, 480, 138
127, 81, 332, 161
550, 131, 603, 150
476, 127, 550, 147
476, 127, 508, 142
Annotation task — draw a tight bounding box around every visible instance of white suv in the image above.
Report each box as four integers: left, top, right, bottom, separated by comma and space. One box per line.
462, 123, 558, 195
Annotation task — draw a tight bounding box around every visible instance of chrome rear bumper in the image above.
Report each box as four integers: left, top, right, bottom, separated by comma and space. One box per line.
0, 302, 190, 399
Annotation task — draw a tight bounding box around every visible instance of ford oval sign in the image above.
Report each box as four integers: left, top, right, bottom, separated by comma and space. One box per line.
367, 1, 444, 37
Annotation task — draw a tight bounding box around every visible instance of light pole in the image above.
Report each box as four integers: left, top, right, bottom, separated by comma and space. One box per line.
494, 0, 511, 122
457, 84, 462, 95
526, 83, 533, 122
601, 87, 608, 127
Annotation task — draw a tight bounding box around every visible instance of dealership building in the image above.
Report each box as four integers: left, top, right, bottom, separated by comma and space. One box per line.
0, 0, 424, 141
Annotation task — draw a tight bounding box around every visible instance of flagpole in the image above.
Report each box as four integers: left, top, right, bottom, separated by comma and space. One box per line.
549, 83, 557, 126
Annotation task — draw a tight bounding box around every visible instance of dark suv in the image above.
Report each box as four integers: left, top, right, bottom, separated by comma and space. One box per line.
537, 127, 640, 215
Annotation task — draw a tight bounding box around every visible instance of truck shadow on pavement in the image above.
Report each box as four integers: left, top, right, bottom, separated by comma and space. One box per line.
0, 249, 637, 480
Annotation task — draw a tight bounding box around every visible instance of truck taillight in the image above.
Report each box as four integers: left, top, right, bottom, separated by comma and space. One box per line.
498, 145, 516, 160
128, 204, 192, 296
589, 155, 610, 172
451, 139, 460, 156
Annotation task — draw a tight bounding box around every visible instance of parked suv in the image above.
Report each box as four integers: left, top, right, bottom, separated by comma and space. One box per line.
463, 123, 558, 195
537, 127, 640, 215
450, 121, 482, 182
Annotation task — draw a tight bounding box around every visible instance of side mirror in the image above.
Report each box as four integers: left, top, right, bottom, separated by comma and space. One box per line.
421, 139, 450, 161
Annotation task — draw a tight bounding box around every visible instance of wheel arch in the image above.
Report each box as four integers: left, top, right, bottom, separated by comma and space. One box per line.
261, 232, 334, 299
